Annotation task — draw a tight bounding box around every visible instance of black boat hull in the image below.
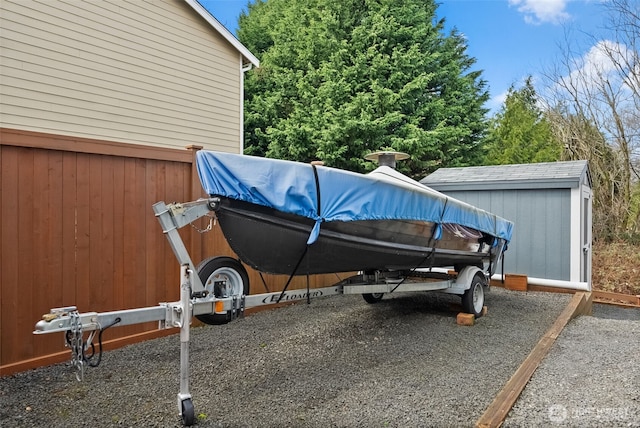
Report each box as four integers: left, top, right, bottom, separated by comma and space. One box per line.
215, 198, 502, 276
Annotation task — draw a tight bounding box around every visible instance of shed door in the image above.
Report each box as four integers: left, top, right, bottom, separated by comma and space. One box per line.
581, 187, 593, 284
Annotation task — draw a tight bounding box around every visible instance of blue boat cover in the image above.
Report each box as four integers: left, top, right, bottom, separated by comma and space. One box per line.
197, 151, 513, 245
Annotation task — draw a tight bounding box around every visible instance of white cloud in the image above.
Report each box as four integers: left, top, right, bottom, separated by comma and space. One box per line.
566, 40, 629, 88
547, 40, 638, 116
508, 0, 571, 25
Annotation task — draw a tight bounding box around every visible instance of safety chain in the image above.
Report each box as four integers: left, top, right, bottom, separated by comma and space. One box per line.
67, 310, 85, 381
190, 214, 216, 234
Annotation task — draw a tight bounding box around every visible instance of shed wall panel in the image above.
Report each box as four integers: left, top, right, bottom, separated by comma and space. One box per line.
0, 0, 242, 152
442, 189, 571, 281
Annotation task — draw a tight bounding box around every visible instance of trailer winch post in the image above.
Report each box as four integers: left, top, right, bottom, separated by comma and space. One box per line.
152, 200, 215, 294
153, 200, 221, 425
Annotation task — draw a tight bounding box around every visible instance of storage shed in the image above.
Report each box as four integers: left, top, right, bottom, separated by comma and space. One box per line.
421, 161, 592, 289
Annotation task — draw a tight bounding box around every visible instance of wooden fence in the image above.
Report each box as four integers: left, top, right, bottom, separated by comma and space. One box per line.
0, 129, 345, 376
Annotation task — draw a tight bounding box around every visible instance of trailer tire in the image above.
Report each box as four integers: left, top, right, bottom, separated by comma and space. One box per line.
181, 398, 195, 426
362, 293, 384, 304
461, 273, 486, 318
195, 257, 250, 325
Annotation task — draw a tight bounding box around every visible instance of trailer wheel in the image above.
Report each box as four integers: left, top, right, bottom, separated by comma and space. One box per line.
195, 257, 250, 325
180, 398, 195, 426
461, 273, 486, 317
362, 293, 384, 304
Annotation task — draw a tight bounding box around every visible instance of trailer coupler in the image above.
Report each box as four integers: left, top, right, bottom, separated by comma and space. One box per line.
40, 307, 123, 381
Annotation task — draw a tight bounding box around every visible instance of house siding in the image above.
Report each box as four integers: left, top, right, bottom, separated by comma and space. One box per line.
1, 0, 243, 152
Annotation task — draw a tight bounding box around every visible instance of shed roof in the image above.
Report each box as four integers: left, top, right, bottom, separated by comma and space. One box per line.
421, 160, 591, 191
185, 0, 260, 67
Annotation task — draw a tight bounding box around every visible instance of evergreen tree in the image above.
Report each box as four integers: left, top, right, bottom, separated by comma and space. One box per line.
238, 0, 489, 179
484, 77, 561, 165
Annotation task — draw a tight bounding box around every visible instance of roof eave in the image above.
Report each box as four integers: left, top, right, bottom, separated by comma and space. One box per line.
184, 0, 260, 68
421, 160, 592, 191
423, 178, 583, 191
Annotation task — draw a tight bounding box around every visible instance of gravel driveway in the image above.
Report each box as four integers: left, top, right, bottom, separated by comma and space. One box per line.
504, 304, 640, 428
2, 287, 574, 427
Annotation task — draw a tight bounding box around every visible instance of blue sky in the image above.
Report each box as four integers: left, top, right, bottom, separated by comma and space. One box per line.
199, 0, 610, 113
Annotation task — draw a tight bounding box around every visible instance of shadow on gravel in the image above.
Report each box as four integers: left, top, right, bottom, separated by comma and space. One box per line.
366, 291, 462, 318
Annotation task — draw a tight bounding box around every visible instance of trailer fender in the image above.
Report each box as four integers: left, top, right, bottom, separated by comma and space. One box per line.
455, 266, 486, 291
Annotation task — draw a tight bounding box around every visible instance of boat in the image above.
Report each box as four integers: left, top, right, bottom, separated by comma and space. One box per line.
196, 151, 513, 277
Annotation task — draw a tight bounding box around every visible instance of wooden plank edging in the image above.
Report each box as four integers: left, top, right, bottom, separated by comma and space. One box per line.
492, 277, 639, 308
592, 290, 640, 307
475, 292, 592, 428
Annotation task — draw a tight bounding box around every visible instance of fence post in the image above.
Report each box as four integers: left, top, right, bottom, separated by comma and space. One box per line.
186, 145, 205, 264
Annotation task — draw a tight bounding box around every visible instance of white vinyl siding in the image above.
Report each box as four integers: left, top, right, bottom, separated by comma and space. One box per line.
0, 0, 244, 153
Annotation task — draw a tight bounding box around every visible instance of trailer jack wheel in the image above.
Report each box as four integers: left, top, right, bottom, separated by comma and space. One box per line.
461, 273, 485, 317
362, 293, 384, 304
181, 398, 195, 426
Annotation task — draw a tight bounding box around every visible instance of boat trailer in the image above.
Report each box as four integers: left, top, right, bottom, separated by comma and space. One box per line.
34, 198, 496, 426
